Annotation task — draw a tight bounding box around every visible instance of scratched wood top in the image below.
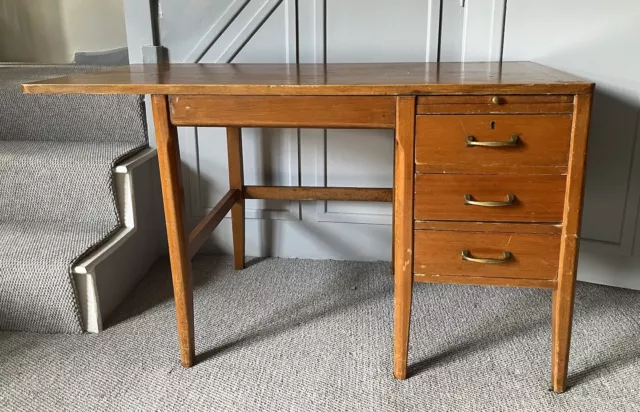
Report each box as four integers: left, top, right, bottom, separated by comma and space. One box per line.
20, 62, 593, 96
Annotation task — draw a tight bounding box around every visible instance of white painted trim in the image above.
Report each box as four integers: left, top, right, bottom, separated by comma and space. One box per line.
114, 148, 157, 174
73, 148, 157, 333
582, 110, 640, 256
122, 0, 155, 64
185, 0, 250, 63
74, 272, 103, 333
454, 0, 507, 62
210, 0, 285, 63
488, 0, 506, 61
74, 227, 135, 276
181, 0, 301, 223
74, 149, 156, 275
425, 0, 442, 61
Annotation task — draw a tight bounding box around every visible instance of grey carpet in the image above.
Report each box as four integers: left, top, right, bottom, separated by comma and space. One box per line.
0, 65, 147, 333
1, 256, 639, 411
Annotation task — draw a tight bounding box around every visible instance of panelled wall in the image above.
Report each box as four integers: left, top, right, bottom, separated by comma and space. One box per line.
124, 0, 640, 289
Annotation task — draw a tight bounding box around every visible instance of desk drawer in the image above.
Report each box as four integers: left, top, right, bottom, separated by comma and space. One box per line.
414, 174, 566, 222
414, 230, 561, 280
415, 114, 572, 174
416, 95, 574, 114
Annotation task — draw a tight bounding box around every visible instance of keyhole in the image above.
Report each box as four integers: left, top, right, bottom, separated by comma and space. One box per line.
490, 121, 496, 130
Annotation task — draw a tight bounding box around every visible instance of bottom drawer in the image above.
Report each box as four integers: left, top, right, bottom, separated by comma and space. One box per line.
414, 230, 560, 280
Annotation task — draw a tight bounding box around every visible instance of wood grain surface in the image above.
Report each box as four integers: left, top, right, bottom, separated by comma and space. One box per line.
551, 91, 594, 393
414, 174, 566, 222
393, 96, 416, 381
22, 62, 593, 96
414, 230, 561, 280
416, 95, 573, 114
170, 95, 396, 128
415, 114, 573, 174
151, 95, 195, 368
414, 221, 562, 234
243, 186, 392, 202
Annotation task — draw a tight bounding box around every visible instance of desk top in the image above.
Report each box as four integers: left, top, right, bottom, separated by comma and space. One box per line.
21, 62, 592, 96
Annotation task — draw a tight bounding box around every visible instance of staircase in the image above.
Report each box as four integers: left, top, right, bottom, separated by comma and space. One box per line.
0, 65, 160, 333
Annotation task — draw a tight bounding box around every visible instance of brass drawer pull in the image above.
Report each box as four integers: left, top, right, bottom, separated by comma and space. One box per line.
461, 250, 512, 264
466, 135, 519, 147
464, 193, 515, 207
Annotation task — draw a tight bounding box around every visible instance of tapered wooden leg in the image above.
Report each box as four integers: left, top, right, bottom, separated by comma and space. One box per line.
551, 93, 593, 392
551, 274, 577, 393
393, 96, 416, 380
151, 95, 195, 368
227, 127, 245, 270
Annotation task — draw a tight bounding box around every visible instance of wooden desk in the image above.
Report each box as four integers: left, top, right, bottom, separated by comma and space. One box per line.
23, 62, 594, 393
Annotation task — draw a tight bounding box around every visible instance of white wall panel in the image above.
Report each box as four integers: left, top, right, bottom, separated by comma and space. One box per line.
440, 0, 505, 62
195, 2, 300, 222
321, 0, 436, 224
503, 0, 640, 250
503, 0, 640, 288
158, 0, 244, 62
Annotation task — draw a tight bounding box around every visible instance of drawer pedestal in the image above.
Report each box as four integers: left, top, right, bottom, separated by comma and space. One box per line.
393, 92, 594, 394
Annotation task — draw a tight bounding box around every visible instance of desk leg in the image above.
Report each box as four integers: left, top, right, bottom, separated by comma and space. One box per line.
393, 96, 416, 380
151, 95, 195, 368
551, 93, 592, 392
227, 127, 245, 270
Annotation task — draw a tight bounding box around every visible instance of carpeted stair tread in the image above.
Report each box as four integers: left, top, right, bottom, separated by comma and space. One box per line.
0, 140, 142, 224
0, 65, 146, 144
0, 221, 109, 333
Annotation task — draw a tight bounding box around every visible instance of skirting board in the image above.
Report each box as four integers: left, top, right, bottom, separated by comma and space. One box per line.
73, 148, 162, 332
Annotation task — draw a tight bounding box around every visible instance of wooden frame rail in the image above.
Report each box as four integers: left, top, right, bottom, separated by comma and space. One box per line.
188, 185, 393, 259
188, 189, 239, 258
170, 95, 396, 129
243, 186, 392, 202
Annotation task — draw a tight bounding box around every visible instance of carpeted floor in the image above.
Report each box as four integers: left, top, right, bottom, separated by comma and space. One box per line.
1, 256, 639, 411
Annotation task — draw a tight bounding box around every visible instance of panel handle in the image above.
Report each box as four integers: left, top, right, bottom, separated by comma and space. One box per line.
466, 135, 519, 147
464, 193, 515, 207
461, 250, 512, 264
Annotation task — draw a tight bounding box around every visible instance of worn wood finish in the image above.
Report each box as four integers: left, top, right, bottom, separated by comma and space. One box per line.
22, 62, 595, 391
414, 174, 566, 222
414, 274, 557, 289
415, 114, 573, 174
551, 91, 594, 393
393, 96, 416, 381
417, 95, 573, 114
414, 221, 562, 234
151, 95, 195, 368
227, 127, 245, 270
187, 189, 239, 259
417, 95, 574, 105
22, 62, 593, 96
170, 95, 396, 129
414, 230, 561, 280
243, 186, 392, 202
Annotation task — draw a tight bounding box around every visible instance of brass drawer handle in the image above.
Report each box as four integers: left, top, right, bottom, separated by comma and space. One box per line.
462, 250, 512, 264
466, 135, 519, 147
464, 193, 515, 207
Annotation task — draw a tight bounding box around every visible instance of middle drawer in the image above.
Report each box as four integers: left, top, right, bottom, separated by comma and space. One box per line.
414, 174, 566, 222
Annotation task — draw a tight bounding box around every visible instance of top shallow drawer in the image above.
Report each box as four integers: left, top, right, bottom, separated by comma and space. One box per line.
417, 95, 574, 115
